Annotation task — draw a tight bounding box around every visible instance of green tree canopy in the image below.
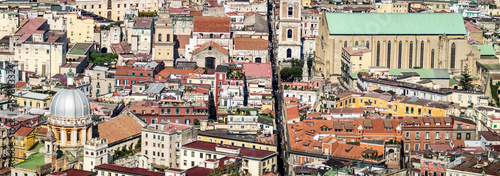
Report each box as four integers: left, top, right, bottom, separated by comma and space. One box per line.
90, 52, 118, 66
280, 66, 302, 82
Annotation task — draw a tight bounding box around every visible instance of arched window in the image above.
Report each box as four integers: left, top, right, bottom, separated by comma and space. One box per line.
344, 41, 347, 47
409, 41, 413, 68
450, 43, 456, 68
376, 41, 380, 66
210, 33, 214, 38
420, 41, 424, 68
287, 29, 292, 39
355, 41, 358, 46
387, 41, 391, 68
431, 49, 435, 68
398, 41, 402, 68
366, 41, 369, 49
287, 48, 292, 58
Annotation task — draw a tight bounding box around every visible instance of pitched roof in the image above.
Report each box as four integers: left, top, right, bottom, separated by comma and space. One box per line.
133, 18, 153, 28
157, 68, 194, 78
15, 19, 47, 42
193, 41, 229, 55
15, 127, 34, 137
479, 131, 500, 141
174, 35, 190, 49
183, 141, 275, 158
97, 112, 146, 144
116, 66, 131, 75
242, 62, 272, 78
286, 105, 300, 120
95, 164, 163, 176
15, 81, 27, 88
193, 16, 230, 33
325, 13, 466, 35
474, 45, 495, 56
233, 37, 268, 50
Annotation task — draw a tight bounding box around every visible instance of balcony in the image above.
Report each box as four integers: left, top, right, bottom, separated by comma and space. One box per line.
415, 136, 420, 140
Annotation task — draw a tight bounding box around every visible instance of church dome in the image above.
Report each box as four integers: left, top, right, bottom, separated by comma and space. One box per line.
50, 88, 90, 118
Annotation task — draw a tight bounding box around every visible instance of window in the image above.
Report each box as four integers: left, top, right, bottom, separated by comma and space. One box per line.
176, 109, 179, 114
425, 132, 430, 139
457, 133, 462, 140
445, 132, 450, 140
436, 132, 440, 139
344, 41, 347, 47
288, 7, 293, 16
287, 29, 292, 39
409, 41, 413, 68
431, 49, 435, 68
366, 41, 369, 49
405, 132, 410, 139
191, 151, 195, 157
387, 41, 391, 67
376, 41, 380, 66
200, 153, 203, 158
450, 43, 456, 68
466, 133, 471, 140
398, 41, 402, 68
415, 144, 419, 151
420, 41, 424, 68
286, 49, 292, 58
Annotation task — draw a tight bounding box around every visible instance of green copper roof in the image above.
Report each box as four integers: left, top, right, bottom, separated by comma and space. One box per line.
15, 152, 45, 170
474, 45, 495, 56
449, 78, 459, 86
325, 13, 466, 35
388, 69, 450, 79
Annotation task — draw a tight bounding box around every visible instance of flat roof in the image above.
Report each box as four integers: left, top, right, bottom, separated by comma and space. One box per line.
68, 43, 93, 55
325, 13, 466, 35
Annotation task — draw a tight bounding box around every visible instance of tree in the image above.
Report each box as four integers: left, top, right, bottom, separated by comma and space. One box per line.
460, 65, 473, 91
194, 119, 200, 125
280, 67, 302, 82
89, 52, 118, 66
135, 138, 141, 149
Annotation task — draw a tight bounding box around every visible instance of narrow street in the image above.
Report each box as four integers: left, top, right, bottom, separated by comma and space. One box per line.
267, 1, 288, 175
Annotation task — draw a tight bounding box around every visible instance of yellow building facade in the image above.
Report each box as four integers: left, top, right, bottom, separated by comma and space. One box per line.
13, 127, 39, 163
76, 0, 160, 22
14, 92, 52, 109
389, 100, 448, 117
67, 13, 95, 43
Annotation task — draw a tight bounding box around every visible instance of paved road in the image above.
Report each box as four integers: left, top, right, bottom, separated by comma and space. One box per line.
267, 1, 288, 175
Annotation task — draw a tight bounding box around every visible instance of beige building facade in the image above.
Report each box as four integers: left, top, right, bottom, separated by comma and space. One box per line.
67, 13, 95, 43
315, 13, 480, 82
154, 9, 175, 67
76, 0, 160, 21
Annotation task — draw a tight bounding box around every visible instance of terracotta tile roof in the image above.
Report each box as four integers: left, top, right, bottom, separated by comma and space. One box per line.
50, 169, 96, 176
332, 143, 364, 160
174, 35, 190, 49
233, 37, 268, 50
116, 66, 131, 75
193, 16, 230, 33
450, 157, 500, 175
479, 131, 500, 141
15, 19, 47, 42
168, 7, 190, 14
190, 11, 203, 16
36, 127, 48, 135
343, 46, 371, 56
15, 127, 34, 137
429, 143, 452, 151
193, 41, 228, 55
242, 62, 271, 78
157, 68, 194, 79
363, 119, 372, 127
133, 18, 153, 28
185, 167, 210, 176
15, 81, 27, 88
286, 105, 300, 120
97, 112, 146, 144
95, 164, 163, 176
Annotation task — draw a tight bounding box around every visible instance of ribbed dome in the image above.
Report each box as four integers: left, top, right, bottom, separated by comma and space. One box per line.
50, 88, 90, 118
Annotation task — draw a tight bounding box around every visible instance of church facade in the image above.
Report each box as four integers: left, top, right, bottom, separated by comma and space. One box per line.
314, 13, 481, 82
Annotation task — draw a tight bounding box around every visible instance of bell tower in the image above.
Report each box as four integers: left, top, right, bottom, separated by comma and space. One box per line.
277, 0, 302, 62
